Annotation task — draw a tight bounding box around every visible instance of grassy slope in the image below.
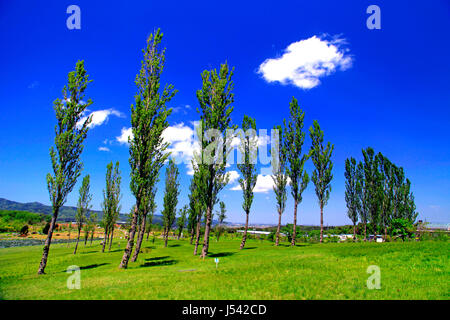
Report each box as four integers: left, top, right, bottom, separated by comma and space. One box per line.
0, 238, 448, 300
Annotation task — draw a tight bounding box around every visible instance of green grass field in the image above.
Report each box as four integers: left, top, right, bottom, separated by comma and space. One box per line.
0, 238, 448, 300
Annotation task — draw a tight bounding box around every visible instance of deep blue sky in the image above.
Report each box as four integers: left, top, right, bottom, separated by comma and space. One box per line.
0, 0, 449, 225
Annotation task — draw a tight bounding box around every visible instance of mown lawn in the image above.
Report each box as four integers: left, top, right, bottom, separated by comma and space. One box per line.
0, 237, 448, 299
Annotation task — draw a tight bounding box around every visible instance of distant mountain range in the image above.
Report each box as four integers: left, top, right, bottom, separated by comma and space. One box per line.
0, 198, 164, 225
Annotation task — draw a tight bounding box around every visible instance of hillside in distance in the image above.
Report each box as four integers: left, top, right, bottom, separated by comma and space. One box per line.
0, 198, 163, 225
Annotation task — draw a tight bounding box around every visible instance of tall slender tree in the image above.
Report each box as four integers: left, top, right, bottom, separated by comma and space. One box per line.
73, 175, 92, 254
38, 61, 92, 275
309, 120, 334, 243
356, 161, 368, 241
237, 116, 258, 250
344, 158, 359, 240
283, 97, 309, 246
162, 158, 180, 247
271, 125, 288, 246
216, 201, 227, 241
101, 161, 122, 253
119, 29, 175, 269
88, 212, 97, 245
187, 176, 198, 245
362, 147, 381, 239
177, 205, 188, 240
194, 62, 236, 258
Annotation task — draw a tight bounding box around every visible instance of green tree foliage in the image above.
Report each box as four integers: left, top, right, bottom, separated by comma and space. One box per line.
354, 148, 418, 240
162, 158, 180, 247
271, 125, 288, 246
344, 158, 360, 240
0, 210, 49, 233
237, 115, 258, 249
38, 60, 92, 275
101, 162, 122, 252
309, 120, 334, 243
120, 29, 175, 269
216, 201, 227, 241
194, 62, 236, 258
283, 97, 309, 246
177, 205, 188, 240
74, 175, 92, 254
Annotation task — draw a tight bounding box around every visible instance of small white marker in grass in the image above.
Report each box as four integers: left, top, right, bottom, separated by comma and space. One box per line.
214, 258, 219, 269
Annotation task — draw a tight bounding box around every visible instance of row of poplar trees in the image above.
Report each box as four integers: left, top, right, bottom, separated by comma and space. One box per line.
344, 147, 418, 240
37, 27, 416, 274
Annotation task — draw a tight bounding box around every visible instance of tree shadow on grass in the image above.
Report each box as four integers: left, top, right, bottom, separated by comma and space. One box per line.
209, 252, 235, 258
241, 247, 257, 250
145, 256, 170, 261
80, 251, 98, 254
168, 244, 181, 247
140, 259, 178, 268
107, 249, 125, 253
80, 263, 110, 270
62, 263, 110, 272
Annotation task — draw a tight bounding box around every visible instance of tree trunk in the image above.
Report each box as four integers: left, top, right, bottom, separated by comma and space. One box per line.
200, 206, 212, 258
37, 207, 59, 274
291, 200, 298, 246
102, 229, 108, 253
190, 226, 195, 245
177, 228, 182, 240
384, 226, 387, 242
240, 211, 250, 250
146, 217, 152, 241
164, 226, 169, 247
193, 214, 202, 255
320, 205, 324, 243
353, 222, 356, 241
90, 229, 94, 245
67, 227, 70, 248
275, 209, 282, 246
119, 206, 139, 269
84, 230, 88, 246
131, 213, 146, 262
73, 229, 81, 254
108, 226, 115, 251
364, 223, 367, 241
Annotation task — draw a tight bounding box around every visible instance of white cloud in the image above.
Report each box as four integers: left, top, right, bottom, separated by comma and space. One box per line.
230, 174, 274, 193
116, 122, 200, 175
117, 127, 133, 144
98, 146, 110, 152
77, 108, 124, 129
258, 35, 352, 89
227, 170, 240, 184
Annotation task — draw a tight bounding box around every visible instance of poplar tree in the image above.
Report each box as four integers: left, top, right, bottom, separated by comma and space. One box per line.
177, 205, 188, 240
271, 125, 288, 246
344, 158, 359, 240
162, 158, 180, 247
88, 212, 97, 245
283, 97, 309, 246
73, 175, 92, 254
216, 201, 227, 241
356, 161, 369, 241
362, 147, 381, 238
237, 115, 258, 250
309, 120, 334, 243
101, 161, 122, 252
187, 176, 198, 245
38, 61, 92, 275
194, 62, 236, 258
119, 29, 175, 269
